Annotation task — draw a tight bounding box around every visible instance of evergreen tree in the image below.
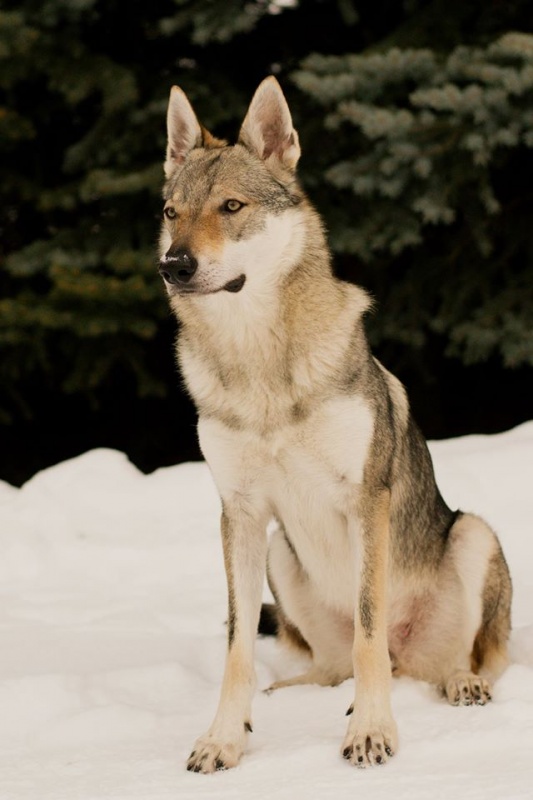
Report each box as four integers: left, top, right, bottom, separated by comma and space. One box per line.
293, 33, 533, 367
0, 0, 257, 422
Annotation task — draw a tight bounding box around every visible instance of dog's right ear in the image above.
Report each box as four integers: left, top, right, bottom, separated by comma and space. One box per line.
164, 86, 203, 178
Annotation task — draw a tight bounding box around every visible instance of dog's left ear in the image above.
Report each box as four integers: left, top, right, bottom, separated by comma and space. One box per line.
238, 77, 301, 172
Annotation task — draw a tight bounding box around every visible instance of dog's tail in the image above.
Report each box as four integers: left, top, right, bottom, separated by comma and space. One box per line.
258, 603, 279, 636
257, 602, 311, 654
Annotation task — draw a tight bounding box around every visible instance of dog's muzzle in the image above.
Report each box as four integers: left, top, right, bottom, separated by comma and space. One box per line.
159, 251, 247, 295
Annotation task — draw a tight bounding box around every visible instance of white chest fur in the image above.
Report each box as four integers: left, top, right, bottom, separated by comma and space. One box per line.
198, 395, 375, 612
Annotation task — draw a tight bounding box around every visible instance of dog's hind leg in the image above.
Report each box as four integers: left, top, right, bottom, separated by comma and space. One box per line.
444, 514, 512, 705
264, 525, 354, 691
440, 513, 511, 705
397, 513, 511, 706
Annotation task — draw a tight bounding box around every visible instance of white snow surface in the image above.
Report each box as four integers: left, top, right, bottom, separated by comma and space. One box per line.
1, 422, 533, 799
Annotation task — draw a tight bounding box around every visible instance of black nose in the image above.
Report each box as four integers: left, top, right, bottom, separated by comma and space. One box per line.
159, 249, 198, 284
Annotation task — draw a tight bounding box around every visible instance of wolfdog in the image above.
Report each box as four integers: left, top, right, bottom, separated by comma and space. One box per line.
158, 77, 512, 772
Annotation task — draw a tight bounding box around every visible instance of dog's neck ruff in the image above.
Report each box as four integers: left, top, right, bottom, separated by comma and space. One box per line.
173, 208, 371, 437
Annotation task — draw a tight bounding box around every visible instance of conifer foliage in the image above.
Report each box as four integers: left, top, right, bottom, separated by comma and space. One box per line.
294, 33, 533, 367
1, 4, 166, 422
0, 0, 532, 432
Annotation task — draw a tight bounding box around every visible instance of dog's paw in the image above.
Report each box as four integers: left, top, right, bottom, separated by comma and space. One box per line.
186, 729, 247, 774
341, 720, 398, 768
442, 672, 492, 706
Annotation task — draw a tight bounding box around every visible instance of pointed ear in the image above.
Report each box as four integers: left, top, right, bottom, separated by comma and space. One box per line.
238, 77, 301, 172
164, 86, 203, 177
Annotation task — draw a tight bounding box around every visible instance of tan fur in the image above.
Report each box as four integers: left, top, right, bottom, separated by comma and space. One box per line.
159, 77, 512, 774
342, 489, 397, 766
187, 210, 225, 256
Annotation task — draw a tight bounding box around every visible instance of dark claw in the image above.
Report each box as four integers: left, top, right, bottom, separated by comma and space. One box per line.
343, 747, 352, 759
358, 756, 364, 764
215, 758, 226, 771
385, 746, 393, 757
376, 755, 382, 764
244, 721, 253, 733
345, 703, 354, 716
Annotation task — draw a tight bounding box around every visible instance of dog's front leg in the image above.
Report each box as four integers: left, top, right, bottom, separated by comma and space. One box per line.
187, 504, 267, 774
342, 487, 398, 768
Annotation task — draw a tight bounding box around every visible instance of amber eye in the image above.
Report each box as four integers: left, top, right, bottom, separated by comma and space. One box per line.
223, 199, 244, 213
164, 206, 177, 220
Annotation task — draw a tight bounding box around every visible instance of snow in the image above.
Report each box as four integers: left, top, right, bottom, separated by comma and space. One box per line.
1, 422, 533, 799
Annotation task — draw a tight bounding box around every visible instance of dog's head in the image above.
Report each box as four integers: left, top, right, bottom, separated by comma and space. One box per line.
159, 77, 305, 297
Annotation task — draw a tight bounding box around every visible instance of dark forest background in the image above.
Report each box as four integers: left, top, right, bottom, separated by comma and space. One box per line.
1, 0, 532, 486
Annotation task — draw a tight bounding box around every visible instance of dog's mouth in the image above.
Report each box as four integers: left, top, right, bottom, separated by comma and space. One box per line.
171, 274, 247, 296
222, 275, 246, 293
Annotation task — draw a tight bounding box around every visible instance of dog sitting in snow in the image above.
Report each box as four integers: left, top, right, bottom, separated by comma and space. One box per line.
157, 77, 512, 772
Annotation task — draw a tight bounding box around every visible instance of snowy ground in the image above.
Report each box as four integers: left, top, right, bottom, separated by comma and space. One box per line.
1, 423, 533, 800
